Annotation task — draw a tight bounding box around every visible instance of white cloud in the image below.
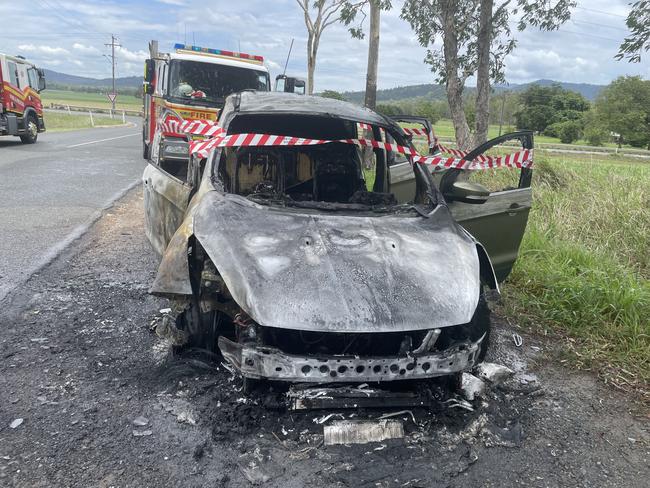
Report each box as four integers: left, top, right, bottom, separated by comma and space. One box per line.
17, 44, 70, 56
157, 0, 187, 5
72, 43, 100, 55
115, 46, 148, 63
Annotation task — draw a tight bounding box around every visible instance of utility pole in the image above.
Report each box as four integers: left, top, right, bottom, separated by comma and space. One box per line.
104, 34, 121, 111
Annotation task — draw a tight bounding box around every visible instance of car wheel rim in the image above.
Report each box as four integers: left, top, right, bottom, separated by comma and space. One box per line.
28, 121, 37, 137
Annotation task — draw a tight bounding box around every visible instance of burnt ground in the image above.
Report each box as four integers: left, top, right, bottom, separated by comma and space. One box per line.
0, 188, 648, 488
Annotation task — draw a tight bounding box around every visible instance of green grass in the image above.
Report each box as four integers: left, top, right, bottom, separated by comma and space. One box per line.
476, 155, 650, 393
42, 89, 141, 111
44, 112, 124, 131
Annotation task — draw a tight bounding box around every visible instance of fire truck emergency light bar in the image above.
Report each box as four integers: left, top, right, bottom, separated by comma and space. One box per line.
174, 43, 264, 63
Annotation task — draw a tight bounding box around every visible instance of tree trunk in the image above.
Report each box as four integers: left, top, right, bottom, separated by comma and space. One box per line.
441, 3, 473, 151
474, 0, 493, 146
307, 34, 316, 95
364, 1, 381, 109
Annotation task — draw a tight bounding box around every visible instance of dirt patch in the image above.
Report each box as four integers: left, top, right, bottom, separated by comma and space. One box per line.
0, 188, 648, 487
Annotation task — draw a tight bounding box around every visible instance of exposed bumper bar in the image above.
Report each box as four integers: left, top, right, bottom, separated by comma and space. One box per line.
218, 335, 483, 383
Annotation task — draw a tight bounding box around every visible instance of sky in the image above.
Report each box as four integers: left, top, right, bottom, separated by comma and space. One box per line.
0, 0, 648, 92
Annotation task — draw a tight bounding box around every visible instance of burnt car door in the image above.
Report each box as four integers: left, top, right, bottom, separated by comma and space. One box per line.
142, 127, 194, 256
388, 126, 533, 282
442, 132, 533, 282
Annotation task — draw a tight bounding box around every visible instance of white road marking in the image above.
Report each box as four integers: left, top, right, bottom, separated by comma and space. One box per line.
66, 133, 139, 148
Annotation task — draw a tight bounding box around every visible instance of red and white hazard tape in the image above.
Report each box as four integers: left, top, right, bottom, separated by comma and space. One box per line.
161, 116, 533, 171
159, 117, 224, 137
187, 132, 533, 171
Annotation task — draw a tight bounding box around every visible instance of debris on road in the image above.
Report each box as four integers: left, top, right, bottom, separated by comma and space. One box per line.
475, 362, 514, 384
512, 333, 523, 347
132, 429, 153, 437
323, 420, 405, 446
132, 416, 149, 427
9, 418, 24, 429
460, 372, 486, 401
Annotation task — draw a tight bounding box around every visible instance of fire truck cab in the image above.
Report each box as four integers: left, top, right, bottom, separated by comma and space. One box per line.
142, 41, 270, 164
0, 53, 46, 143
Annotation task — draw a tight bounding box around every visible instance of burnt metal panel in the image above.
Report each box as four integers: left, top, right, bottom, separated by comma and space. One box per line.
193, 191, 481, 333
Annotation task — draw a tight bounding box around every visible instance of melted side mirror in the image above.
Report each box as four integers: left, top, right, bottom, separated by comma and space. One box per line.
444, 181, 490, 204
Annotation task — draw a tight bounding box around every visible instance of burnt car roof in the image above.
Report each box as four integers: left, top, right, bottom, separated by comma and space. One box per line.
223, 91, 398, 129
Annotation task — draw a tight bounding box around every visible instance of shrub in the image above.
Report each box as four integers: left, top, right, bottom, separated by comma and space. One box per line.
556, 120, 582, 144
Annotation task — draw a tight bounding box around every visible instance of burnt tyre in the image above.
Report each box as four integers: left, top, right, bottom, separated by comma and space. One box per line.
20, 114, 38, 144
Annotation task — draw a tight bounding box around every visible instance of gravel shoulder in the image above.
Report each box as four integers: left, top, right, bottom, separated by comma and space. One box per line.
0, 188, 648, 488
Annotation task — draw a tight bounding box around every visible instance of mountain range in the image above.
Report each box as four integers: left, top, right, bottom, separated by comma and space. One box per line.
43, 68, 605, 101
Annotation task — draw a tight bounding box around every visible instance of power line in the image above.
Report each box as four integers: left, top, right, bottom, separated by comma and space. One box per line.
574, 6, 628, 18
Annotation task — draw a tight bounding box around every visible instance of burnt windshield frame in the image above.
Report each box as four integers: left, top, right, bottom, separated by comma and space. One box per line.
209, 114, 443, 210
167, 60, 270, 107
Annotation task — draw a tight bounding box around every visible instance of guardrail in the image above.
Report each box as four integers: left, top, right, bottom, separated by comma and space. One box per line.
48, 103, 142, 118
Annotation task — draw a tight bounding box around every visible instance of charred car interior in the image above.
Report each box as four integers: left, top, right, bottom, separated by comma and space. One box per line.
143, 92, 532, 398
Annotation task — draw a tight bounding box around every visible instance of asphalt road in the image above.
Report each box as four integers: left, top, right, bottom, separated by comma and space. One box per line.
0, 122, 144, 302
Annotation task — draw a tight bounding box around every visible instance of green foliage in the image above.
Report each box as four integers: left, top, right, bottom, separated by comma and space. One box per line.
616, 0, 650, 62
515, 83, 590, 133
594, 76, 650, 149
581, 110, 608, 146
319, 89, 346, 101
501, 156, 650, 387
555, 120, 582, 144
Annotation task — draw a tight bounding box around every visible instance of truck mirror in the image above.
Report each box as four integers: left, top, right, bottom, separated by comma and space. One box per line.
37, 69, 46, 92
143, 82, 154, 95
293, 79, 305, 95
144, 59, 155, 83
275, 75, 286, 93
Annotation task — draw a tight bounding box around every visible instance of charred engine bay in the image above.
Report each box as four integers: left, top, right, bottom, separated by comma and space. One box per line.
0, 190, 648, 488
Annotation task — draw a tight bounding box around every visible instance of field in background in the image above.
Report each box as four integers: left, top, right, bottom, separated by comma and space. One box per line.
474, 154, 649, 394
431, 118, 639, 149
44, 112, 124, 131
41, 89, 141, 111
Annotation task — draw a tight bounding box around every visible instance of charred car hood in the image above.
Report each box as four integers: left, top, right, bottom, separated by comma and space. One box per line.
193, 192, 480, 333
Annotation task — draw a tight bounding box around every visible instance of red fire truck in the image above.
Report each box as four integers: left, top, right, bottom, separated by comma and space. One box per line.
0, 52, 46, 143
142, 41, 271, 161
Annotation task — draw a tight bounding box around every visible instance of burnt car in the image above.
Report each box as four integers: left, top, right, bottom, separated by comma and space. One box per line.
143, 92, 532, 386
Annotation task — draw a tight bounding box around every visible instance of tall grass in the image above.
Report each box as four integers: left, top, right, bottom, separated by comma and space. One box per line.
479, 155, 650, 392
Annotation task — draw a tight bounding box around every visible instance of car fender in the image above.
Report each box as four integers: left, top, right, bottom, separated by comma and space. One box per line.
149, 214, 194, 297
476, 242, 500, 293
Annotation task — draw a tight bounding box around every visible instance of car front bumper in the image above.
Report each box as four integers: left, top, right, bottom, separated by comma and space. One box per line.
218, 335, 484, 383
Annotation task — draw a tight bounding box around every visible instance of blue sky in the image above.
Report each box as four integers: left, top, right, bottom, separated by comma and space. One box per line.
1, 0, 648, 91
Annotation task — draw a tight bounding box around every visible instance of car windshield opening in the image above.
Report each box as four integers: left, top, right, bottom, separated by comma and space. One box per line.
216, 114, 420, 213
168, 60, 269, 107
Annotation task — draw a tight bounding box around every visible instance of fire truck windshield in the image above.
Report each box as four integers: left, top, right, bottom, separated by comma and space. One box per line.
168, 60, 269, 106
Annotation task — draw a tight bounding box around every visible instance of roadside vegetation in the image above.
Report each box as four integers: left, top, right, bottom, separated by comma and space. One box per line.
44, 112, 124, 131
474, 154, 650, 395
42, 89, 141, 111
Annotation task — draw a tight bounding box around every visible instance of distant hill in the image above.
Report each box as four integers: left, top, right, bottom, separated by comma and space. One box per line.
343, 79, 605, 103
43, 68, 604, 101
43, 69, 141, 89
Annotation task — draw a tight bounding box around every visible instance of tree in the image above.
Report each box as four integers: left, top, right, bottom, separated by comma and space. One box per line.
514, 83, 590, 133
296, 1, 345, 95
401, 0, 575, 150
594, 76, 650, 149
340, 1, 392, 109
320, 89, 347, 100
616, 1, 650, 63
